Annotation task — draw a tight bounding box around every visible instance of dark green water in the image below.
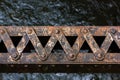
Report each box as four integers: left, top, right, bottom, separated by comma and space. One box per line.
0, 0, 120, 26
0, 0, 120, 80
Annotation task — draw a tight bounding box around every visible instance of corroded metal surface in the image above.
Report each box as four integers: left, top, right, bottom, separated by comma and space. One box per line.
0, 26, 120, 65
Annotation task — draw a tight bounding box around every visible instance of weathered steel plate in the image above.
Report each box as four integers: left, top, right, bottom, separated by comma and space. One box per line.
0, 26, 119, 72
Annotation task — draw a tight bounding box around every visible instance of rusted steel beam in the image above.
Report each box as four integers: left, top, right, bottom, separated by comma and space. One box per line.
0, 26, 120, 72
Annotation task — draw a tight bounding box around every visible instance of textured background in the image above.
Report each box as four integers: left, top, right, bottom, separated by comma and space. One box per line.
0, 0, 120, 80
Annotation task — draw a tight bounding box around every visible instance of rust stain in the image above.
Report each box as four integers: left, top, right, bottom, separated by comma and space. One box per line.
0, 26, 119, 64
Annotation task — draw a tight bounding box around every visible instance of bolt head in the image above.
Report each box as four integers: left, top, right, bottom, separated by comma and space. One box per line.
40, 54, 48, 61
97, 53, 102, 58
27, 29, 32, 34
41, 54, 46, 58
38, 65, 42, 67
55, 29, 60, 34
68, 53, 77, 61
69, 54, 75, 58
12, 54, 18, 58
52, 65, 55, 67
94, 65, 98, 67
95, 53, 105, 61
82, 29, 88, 34
10, 65, 14, 67
66, 65, 70, 67
24, 65, 28, 67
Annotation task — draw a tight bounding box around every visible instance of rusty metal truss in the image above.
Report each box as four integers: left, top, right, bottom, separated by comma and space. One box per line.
0, 26, 120, 72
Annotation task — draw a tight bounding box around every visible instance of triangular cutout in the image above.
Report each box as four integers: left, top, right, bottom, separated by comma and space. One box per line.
38, 36, 50, 47
80, 41, 93, 53
66, 36, 78, 47
51, 41, 65, 53
10, 36, 22, 47
22, 41, 36, 53
93, 36, 106, 47
108, 41, 120, 53
0, 40, 8, 53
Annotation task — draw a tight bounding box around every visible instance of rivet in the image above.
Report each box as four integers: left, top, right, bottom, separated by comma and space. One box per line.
96, 53, 104, 61
38, 65, 42, 67
10, 65, 14, 67
97, 53, 102, 58
41, 54, 46, 58
51, 65, 55, 67
69, 54, 75, 58
82, 29, 88, 34
94, 65, 98, 67
0, 29, 5, 34
27, 29, 32, 34
55, 29, 60, 34
12, 54, 18, 58
66, 65, 70, 68
24, 65, 28, 67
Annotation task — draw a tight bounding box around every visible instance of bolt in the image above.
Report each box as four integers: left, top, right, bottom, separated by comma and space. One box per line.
94, 65, 98, 67
66, 65, 70, 68
41, 54, 46, 58
69, 54, 75, 58
38, 65, 42, 67
24, 65, 28, 67
51, 65, 55, 67
97, 53, 102, 58
0, 29, 5, 34
55, 29, 60, 34
40, 54, 48, 61
27, 29, 32, 34
12, 54, 18, 58
82, 29, 88, 34
96, 53, 104, 61
10, 65, 14, 67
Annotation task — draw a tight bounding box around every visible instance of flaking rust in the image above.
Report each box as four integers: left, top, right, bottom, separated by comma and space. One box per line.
0, 26, 119, 64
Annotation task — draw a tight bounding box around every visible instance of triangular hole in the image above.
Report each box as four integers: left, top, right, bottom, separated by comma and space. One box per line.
108, 41, 120, 53
66, 36, 78, 47
51, 41, 65, 53
38, 36, 50, 47
23, 41, 36, 53
0, 40, 8, 53
80, 41, 93, 53
10, 36, 22, 47
93, 36, 106, 47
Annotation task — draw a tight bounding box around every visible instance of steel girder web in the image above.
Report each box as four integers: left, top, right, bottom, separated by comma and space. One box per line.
0, 26, 119, 72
